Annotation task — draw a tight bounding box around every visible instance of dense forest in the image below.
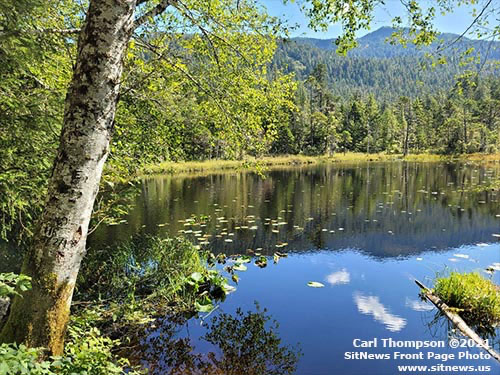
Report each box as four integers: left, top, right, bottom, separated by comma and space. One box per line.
272, 64, 500, 156
271, 27, 500, 100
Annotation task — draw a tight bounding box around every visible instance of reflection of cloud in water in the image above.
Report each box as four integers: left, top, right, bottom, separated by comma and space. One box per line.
405, 297, 434, 312
354, 293, 407, 332
325, 269, 350, 285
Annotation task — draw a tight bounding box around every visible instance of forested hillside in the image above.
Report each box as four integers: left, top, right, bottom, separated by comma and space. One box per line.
275, 68, 500, 156
271, 27, 500, 100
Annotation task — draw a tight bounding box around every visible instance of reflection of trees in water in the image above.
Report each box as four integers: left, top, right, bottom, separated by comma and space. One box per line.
143, 305, 301, 375
90, 162, 500, 257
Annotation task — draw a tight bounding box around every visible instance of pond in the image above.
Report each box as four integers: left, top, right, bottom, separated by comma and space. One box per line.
92, 161, 500, 374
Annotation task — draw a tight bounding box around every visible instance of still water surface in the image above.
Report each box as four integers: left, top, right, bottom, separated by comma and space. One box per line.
93, 162, 500, 374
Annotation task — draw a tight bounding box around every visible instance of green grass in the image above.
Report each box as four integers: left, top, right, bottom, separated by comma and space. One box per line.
434, 272, 500, 329
140, 153, 500, 177
140, 155, 320, 176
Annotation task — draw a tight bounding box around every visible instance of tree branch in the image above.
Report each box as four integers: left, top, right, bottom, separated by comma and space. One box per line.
134, 0, 174, 28
174, 0, 251, 65
0, 28, 80, 38
134, 38, 233, 122
435, 0, 494, 55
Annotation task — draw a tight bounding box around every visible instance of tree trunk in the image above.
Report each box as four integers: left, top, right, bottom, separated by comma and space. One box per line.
463, 105, 468, 145
403, 104, 411, 157
0, 0, 136, 355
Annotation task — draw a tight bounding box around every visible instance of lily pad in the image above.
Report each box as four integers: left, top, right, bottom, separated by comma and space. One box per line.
235, 256, 251, 263
195, 301, 215, 313
223, 284, 237, 294
307, 281, 325, 288
233, 264, 247, 271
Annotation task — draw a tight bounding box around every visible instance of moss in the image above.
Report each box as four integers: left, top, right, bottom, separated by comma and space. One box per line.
45, 280, 74, 356
0, 273, 74, 356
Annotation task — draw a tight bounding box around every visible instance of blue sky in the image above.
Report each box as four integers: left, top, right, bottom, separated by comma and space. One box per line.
258, 0, 477, 39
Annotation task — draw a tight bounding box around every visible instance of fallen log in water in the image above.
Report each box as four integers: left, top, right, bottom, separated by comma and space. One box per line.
415, 279, 500, 362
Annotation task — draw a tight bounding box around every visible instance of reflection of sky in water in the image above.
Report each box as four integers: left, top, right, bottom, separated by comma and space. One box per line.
325, 269, 350, 285
354, 293, 407, 332
405, 297, 434, 312
144, 243, 500, 375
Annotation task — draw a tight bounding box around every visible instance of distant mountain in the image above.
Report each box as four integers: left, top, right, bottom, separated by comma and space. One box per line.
291, 26, 500, 59
271, 27, 500, 100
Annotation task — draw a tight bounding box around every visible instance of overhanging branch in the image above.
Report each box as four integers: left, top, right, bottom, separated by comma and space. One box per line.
134, 0, 174, 28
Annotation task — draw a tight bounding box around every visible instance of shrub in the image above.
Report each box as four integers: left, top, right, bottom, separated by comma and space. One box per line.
0, 326, 145, 375
77, 235, 205, 302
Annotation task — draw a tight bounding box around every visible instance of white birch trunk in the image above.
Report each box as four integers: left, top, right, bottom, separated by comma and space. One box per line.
0, 0, 136, 355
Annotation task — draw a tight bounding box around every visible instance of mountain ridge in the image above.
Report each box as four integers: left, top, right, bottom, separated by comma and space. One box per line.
290, 26, 500, 59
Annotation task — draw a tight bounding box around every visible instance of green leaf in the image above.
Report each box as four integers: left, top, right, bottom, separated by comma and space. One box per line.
195, 301, 215, 313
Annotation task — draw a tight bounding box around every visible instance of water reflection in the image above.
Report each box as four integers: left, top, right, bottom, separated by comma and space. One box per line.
325, 269, 350, 285
354, 293, 407, 332
141, 305, 301, 375
90, 162, 500, 259
51, 162, 500, 373
424, 308, 500, 353
405, 297, 434, 312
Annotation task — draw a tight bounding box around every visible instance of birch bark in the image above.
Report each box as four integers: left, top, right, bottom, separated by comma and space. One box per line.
0, 0, 136, 355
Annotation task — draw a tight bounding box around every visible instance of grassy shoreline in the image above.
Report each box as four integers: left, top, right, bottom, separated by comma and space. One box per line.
140, 152, 500, 176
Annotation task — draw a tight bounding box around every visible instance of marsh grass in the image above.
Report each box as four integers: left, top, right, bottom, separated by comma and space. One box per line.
140, 153, 500, 177
434, 272, 500, 331
141, 155, 319, 176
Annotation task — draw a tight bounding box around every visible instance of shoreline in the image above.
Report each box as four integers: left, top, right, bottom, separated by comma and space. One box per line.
139, 153, 500, 177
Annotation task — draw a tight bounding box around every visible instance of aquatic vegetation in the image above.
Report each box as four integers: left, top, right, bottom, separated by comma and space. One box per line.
141, 156, 319, 176
77, 235, 207, 303
255, 256, 268, 268
307, 281, 325, 288
433, 272, 500, 330
141, 153, 500, 177
74, 234, 239, 344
